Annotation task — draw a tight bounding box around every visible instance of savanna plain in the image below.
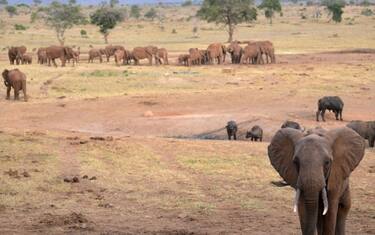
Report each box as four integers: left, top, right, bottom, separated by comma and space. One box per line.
0, 4, 374, 234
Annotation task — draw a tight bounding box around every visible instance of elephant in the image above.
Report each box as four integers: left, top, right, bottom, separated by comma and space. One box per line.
88, 48, 105, 63
45, 46, 75, 67
316, 96, 344, 122
226, 121, 238, 140
2, 69, 27, 101
281, 120, 303, 131
37, 48, 47, 64
207, 43, 225, 64
104, 45, 125, 62
132, 46, 159, 65
21, 54, 32, 64
257, 41, 276, 64
188, 48, 201, 65
8, 46, 27, 65
227, 41, 243, 64
114, 49, 126, 66
178, 54, 190, 66
241, 43, 261, 64
67, 47, 80, 65
156, 48, 169, 65
124, 50, 134, 65
268, 127, 365, 235
347, 120, 375, 147
198, 50, 209, 65
246, 125, 263, 142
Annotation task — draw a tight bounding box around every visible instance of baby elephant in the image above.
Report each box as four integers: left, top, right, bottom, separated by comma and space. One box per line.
316, 96, 344, 122
2, 69, 27, 101
226, 121, 238, 140
246, 125, 263, 142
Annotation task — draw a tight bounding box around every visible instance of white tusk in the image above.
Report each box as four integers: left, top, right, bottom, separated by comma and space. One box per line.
322, 187, 329, 215
293, 188, 301, 213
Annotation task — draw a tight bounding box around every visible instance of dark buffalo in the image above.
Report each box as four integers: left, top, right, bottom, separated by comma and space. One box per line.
316, 96, 344, 122
281, 120, 303, 131
226, 121, 238, 140
246, 125, 263, 142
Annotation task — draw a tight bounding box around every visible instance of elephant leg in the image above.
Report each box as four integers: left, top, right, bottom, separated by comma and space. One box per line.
334, 111, 339, 120
321, 109, 326, 122
368, 136, 374, 148
260, 137, 262, 142
14, 88, 19, 100
6, 86, 11, 100
316, 110, 321, 122
52, 59, 58, 67
335, 189, 350, 235
233, 133, 237, 140
339, 110, 343, 121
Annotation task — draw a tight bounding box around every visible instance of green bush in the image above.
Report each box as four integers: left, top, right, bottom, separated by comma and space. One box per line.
182, 0, 193, 7
80, 29, 88, 37
14, 24, 27, 30
172, 28, 177, 34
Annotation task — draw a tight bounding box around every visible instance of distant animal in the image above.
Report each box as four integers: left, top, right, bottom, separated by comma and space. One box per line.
156, 48, 169, 65
257, 41, 275, 64
227, 41, 243, 64
2, 69, 27, 101
246, 125, 263, 142
68, 47, 80, 65
21, 54, 32, 64
37, 48, 47, 64
241, 43, 261, 64
104, 45, 125, 62
114, 49, 126, 66
207, 43, 225, 64
188, 48, 201, 65
199, 49, 209, 65
88, 48, 104, 63
8, 46, 27, 65
132, 46, 159, 65
45, 46, 76, 67
178, 54, 190, 66
316, 96, 344, 122
226, 121, 238, 140
268, 127, 365, 235
347, 120, 375, 147
281, 121, 303, 131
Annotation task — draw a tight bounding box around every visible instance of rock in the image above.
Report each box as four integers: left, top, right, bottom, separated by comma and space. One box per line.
143, 111, 154, 117
22, 171, 30, 177
82, 175, 88, 179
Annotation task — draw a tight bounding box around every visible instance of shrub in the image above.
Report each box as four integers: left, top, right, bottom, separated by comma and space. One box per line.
182, 0, 193, 7
80, 29, 88, 37
172, 28, 177, 34
14, 24, 27, 30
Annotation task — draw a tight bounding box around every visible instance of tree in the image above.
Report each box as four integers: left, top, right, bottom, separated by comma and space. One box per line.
258, 0, 282, 25
90, 6, 124, 44
33, 0, 42, 6
323, 0, 345, 23
144, 8, 157, 20
35, 1, 86, 45
130, 5, 141, 19
110, 0, 119, 8
5, 5, 17, 17
197, 0, 257, 42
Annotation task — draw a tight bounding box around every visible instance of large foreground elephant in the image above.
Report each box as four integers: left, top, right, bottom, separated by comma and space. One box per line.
268, 127, 365, 235
45, 46, 75, 67
132, 46, 158, 65
2, 69, 27, 101
347, 120, 375, 147
8, 46, 27, 65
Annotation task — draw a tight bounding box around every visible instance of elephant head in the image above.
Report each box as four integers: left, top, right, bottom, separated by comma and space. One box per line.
268, 127, 365, 235
64, 47, 74, 58
2, 69, 10, 86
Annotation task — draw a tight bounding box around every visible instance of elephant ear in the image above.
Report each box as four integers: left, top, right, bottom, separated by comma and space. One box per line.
268, 128, 304, 188
327, 127, 365, 190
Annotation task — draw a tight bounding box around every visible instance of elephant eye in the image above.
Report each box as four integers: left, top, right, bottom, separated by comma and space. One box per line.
324, 159, 331, 166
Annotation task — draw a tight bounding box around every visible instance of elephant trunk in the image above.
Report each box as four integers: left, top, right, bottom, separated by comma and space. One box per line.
303, 194, 319, 235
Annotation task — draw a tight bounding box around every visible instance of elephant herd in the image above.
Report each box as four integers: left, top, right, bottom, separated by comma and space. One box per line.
7, 41, 275, 67
179, 41, 275, 66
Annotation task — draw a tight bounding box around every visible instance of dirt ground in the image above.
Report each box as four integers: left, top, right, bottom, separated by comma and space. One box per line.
0, 51, 374, 234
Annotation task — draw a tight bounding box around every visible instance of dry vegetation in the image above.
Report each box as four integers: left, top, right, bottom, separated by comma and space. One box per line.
0, 4, 374, 234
